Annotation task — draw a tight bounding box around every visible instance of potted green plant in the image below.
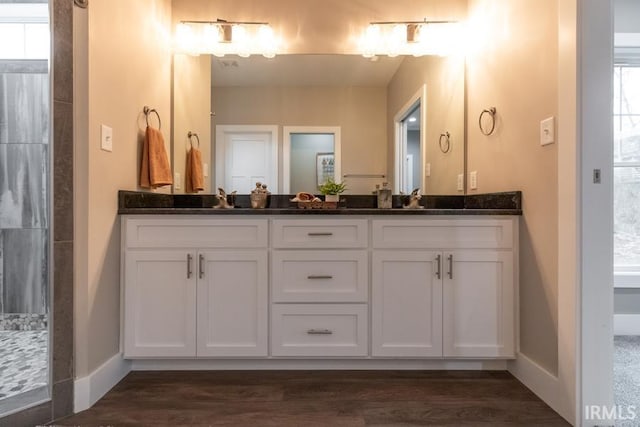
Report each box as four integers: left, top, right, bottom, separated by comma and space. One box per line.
318, 178, 346, 202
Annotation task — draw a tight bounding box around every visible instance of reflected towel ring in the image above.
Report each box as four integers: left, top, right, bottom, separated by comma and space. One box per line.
439, 132, 451, 153
187, 131, 200, 148
143, 106, 162, 130
479, 107, 497, 136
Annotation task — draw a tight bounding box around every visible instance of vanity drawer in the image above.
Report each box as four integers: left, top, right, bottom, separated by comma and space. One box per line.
272, 250, 368, 303
123, 217, 268, 249
372, 219, 514, 249
272, 219, 367, 249
271, 304, 368, 357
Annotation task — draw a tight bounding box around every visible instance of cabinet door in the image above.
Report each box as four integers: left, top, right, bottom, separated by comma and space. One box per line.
443, 250, 514, 358
372, 251, 443, 357
197, 250, 268, 357
124, 250, 197, 358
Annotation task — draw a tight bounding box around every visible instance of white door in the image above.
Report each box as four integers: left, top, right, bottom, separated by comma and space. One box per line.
196, 250, 268, 357
372, 251, 443, 357
215, 125, 278, 193
442, 250, 514, 358
124, 250, 197, 358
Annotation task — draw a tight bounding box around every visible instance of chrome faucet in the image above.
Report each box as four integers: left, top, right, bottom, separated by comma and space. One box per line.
403, 188, 424, 209
214, 187, 236, 209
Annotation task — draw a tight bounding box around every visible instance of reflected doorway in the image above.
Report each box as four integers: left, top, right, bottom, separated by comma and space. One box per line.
283, 126, 342, 194
394, 85, 425, 194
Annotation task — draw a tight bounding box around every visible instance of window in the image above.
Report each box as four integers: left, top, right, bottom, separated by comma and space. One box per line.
614, 64, 640, 286
0, 4, 49, 60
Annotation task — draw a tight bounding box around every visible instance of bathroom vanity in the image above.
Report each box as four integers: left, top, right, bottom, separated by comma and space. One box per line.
119, 191, 521, 368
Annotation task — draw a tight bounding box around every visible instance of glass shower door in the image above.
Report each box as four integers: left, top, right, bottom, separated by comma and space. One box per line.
0, 1, 51, 415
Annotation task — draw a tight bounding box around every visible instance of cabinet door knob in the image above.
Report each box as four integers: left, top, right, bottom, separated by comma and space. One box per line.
447, 254, 453, 279
307, 329, 333, 335
435, 254, 441, 279
307, 275, 333, 280
199, 254, 205, 279
187, 254, 193, 278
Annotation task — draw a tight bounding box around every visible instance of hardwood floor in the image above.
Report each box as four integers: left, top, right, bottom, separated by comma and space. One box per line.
55, 371, 569, 426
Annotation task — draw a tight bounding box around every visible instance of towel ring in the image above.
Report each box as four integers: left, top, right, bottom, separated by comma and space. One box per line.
187, 131, 200, 148
479, 107, 497, 136
439, 132, 451, 154
143, 106, 161, 130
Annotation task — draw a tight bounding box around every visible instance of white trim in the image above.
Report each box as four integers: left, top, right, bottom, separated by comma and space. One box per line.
214, 125, 279, 193
282, 126, 342, 194
614, 314, 640, 335
614, 32, 640, 47
508, 353, 563, 418
393, 85, 426, 193
614, 271, 640, 288
131, 359, 508, 371
74, 354, 131, 413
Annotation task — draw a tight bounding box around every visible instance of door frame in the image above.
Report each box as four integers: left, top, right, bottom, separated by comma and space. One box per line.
394, 85, 426, 193
282, 126, 342, 194
214, 125, 279, 193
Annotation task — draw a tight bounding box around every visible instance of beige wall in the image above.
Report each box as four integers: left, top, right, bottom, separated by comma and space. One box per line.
74, 0, 173, 376
467, 0, 559, 374
173, 54, 212, 194
386, 56, 465, 194
213, 86, 388, 193
171, 0, 468, 54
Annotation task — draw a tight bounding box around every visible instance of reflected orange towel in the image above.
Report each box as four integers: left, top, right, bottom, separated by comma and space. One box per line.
140, 126, 173, 188
185, 146, 205, 193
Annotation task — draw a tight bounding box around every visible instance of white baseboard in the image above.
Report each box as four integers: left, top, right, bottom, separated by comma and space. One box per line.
74, 353, 131, 413
131, 358, 508, 371
508, 353, 569, 423
614, 314, 640, 335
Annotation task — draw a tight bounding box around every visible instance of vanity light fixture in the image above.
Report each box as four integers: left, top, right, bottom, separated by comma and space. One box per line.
175, 19, 279, 58
359, 19, 462, 58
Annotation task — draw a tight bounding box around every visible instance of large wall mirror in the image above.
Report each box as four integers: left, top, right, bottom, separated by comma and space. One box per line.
172, 53, 465, 195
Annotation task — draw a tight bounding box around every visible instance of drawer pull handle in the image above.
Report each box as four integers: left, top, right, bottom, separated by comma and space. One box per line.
307, 329, 333, 335
308, 232, 333, 236
307, 275, 333, 280
435, 254, 441, 279
447, 254, 453, 279
199, 254, 205, 279
187, 254, 193, 279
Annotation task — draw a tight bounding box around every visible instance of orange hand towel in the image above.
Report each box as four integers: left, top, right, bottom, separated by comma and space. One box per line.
140, 126, 173, 188
185, 146, 205, 193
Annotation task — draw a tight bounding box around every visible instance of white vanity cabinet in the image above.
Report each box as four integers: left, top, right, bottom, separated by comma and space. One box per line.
371, 219, 516, 359
270, 219, 369, 357
121, 217, 269, 358
121, 214, 518, 363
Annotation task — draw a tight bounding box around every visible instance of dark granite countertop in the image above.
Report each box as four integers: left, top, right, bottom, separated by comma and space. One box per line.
118, 191, 522, 216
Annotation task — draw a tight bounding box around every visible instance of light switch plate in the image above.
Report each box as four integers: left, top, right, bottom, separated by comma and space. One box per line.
457, 174, 464, 191
470, 171, 478, 190
203, 163, 209, 177
174, 172, 181, 190
100, 124, 112, 152
425, 163, 431, 177
540, 116, 555, 146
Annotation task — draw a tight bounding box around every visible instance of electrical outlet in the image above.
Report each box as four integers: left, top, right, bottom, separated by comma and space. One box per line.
100, 124, 112, 152
425, 163, 431, 177
470, 171, 478, 190
457, 174, 464, 191
174, 172, 181, 190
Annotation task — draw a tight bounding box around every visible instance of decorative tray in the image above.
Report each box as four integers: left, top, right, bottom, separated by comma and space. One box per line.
296, 201, 339, 209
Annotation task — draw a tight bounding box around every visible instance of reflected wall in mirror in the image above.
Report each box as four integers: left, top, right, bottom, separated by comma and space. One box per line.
172, 53, 465, 195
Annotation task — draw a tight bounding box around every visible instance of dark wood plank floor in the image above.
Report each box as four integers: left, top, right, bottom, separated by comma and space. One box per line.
55, 370, 569, 426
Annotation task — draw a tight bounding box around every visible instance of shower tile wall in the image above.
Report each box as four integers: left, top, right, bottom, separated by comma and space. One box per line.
0, 66, 49, 318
